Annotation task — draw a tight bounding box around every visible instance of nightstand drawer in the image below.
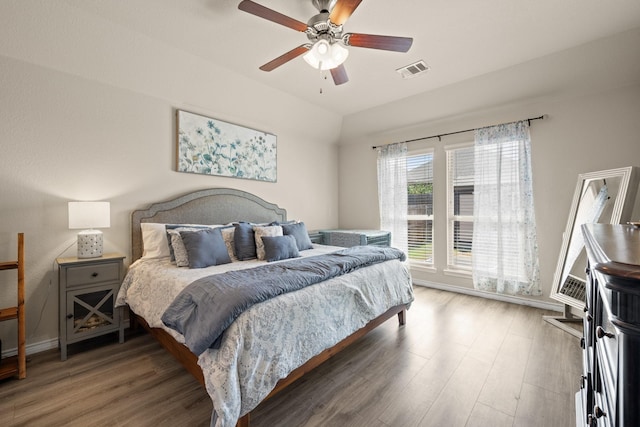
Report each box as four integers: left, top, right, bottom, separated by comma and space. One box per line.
65, 262, 120, 287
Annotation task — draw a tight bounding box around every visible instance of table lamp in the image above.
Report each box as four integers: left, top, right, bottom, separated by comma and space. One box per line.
68, 201, 111, 258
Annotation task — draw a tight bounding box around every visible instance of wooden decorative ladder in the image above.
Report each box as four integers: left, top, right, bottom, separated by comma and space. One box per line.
0, 233, 26, 380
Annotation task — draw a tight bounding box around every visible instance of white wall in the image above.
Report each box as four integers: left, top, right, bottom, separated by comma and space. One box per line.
0, 3, 342, 353
338, 29, 640, 306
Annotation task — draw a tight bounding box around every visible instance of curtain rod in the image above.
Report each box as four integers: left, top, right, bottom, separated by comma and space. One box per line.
371, 115, 546, 150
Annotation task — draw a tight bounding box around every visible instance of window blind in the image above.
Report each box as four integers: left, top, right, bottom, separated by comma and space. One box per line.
447, 145, 474, 269
406, 151, 434, 265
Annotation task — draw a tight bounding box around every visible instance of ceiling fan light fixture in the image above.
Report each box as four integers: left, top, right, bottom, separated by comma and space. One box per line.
303, 39, 349, 70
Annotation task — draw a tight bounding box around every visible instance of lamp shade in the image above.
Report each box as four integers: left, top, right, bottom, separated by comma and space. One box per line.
68, 201, 110, 258
68, 202, 111, 229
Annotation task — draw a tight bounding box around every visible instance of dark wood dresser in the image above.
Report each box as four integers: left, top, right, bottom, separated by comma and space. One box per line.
578, 223, 640, 427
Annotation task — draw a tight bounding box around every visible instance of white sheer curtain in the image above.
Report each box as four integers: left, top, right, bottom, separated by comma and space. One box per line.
377, 142, 408, 255
472, 121, 541, 295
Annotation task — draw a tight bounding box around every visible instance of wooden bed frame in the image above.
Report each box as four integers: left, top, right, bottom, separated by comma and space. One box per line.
129, 188, 407, 427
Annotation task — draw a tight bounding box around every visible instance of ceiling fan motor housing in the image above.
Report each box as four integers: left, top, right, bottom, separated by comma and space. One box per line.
312, 0, 337, 13
306, 11, 343, 44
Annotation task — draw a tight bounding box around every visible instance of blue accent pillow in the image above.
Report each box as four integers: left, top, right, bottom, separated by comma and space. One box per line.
234, 222, 257, 260
282, 222, 314, 251
261, 235, 300, 262
165, 224, 212, 261
179, 228, 232, 268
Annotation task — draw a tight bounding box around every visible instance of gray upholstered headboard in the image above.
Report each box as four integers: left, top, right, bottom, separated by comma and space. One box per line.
131, 188, 287, 261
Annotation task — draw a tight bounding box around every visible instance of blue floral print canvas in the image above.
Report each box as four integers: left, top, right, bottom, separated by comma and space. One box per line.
177, 110, 277, 182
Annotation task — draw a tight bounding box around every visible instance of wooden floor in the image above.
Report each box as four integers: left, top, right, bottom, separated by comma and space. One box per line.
0, 286, 582, 427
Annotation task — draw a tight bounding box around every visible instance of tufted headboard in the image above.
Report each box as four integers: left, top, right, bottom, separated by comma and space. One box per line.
131, 188, 287, 261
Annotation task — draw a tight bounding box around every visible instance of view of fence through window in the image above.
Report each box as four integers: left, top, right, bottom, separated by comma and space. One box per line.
406, 151, 434, 264
404, 147, 476, 268
447, 145, 475, 269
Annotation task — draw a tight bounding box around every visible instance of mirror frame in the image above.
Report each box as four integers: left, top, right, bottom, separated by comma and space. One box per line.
550, 166, 639, 309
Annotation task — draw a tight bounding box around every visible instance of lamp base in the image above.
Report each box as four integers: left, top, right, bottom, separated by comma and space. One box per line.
77, 230, 103, 258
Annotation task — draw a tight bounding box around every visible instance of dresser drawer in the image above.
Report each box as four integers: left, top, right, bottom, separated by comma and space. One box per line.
65, 262, 120, 287
593, 390, 613, 427
595, 345, 617, 424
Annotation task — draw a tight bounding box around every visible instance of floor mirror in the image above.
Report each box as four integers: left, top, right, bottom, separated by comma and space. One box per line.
545, 166, 639, 337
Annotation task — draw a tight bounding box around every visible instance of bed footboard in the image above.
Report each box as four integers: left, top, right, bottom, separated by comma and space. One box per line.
236, 304, 407, 426
132, 303, 407, 427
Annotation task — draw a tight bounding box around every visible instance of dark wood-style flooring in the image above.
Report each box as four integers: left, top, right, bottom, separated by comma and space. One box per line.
0, 286, 581, 427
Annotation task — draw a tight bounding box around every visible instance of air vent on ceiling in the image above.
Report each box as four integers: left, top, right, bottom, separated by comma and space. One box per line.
396, 60, 430, 79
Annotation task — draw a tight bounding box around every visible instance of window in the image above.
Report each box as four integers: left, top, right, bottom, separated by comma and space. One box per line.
406, 150, 434, 266
446, 144, 474, 271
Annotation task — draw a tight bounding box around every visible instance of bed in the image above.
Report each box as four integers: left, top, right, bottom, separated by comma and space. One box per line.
116, 188, 414, 427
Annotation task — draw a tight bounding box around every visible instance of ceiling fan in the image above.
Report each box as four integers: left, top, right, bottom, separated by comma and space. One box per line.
238, 0, 413, 85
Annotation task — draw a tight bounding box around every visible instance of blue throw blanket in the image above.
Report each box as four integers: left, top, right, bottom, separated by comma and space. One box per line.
161, 246, 406, 355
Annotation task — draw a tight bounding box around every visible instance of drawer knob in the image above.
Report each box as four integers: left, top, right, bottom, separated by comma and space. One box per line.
596, 326, 614, 339
91, 272, 99, 277
586, 313, 593, 322
66, 313, 73, 319
593, 405, 606, 418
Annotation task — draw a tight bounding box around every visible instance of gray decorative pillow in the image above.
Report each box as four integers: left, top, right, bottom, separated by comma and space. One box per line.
282, 222, 314, 251
220, 226, 237, 261
168, 231, 190, 267
262, 235, 300, 262
253, 225, 283, 260
234, 222, 257, 260
179, 228, 232, 268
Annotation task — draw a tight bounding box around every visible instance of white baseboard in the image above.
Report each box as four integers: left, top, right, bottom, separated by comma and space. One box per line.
413, 279, 564, 312
1, 338, 58, 359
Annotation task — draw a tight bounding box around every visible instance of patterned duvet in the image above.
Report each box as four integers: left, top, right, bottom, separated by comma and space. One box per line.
116, 244, 414, 427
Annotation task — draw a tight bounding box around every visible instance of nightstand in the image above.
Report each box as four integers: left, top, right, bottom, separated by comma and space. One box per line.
57, 253, 125, 360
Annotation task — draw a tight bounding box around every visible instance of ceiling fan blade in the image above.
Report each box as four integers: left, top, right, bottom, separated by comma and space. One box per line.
238, 0, 308, 32
345, 33, 413, 52
329, 0, 363, 25
259, 45, 310, 72
330, 64, 349, 85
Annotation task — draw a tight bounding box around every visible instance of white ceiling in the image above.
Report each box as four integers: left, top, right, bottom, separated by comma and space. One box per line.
64, 0, 640, 116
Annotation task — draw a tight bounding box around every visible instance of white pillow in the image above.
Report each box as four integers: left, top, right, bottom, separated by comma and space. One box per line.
141, 223, 170, 259
253, 225, 283, 260
141, 223, 224, 260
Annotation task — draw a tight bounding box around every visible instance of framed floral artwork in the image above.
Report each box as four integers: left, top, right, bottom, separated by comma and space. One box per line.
176, 109, 277, 182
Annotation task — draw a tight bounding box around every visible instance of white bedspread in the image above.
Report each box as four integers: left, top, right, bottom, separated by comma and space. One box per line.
116, 245, 413, 427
